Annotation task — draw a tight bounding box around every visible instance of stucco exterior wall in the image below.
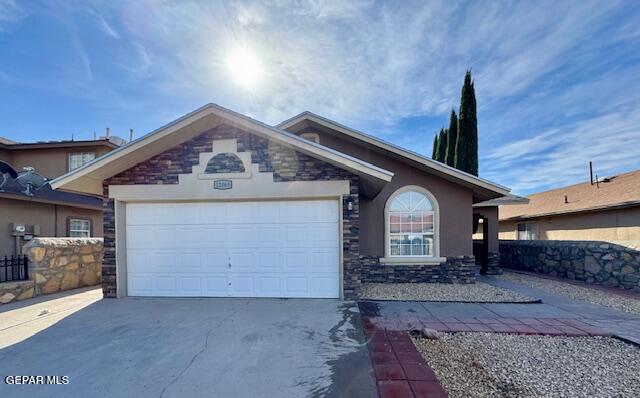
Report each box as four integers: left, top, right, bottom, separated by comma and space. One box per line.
102, 124, 362, 298
295, 126, 475, 257
4, 145, 113, 179
473, 206, 499, 252
499, 207, 640, 243
0, 199, 103, 256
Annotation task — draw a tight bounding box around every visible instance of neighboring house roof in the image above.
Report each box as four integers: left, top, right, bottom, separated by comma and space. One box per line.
278, 111, 511, 200
473, 193, 530, 207
0, 178, 102, 209
0, 136, 18, 145
0, 138, 119, 150
50, 104, 394, 195
500, 169, 640, 221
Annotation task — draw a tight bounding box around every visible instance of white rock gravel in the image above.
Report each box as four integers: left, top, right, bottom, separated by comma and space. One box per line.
500, 271, 640, 315
359, 282, 537, 303
413, 333, 640, 398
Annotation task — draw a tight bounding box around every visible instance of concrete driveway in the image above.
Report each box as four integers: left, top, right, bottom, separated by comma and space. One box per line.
0, 289, 376, 398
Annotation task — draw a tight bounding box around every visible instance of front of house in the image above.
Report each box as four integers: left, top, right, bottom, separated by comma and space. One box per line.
51, 104, 511, 299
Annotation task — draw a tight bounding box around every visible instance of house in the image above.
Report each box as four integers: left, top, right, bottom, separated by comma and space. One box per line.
499, 169, 640, 243
51, 104, 513, 299
0, 136, 120, 255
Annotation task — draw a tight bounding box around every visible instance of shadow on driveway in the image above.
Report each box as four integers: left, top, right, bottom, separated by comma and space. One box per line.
0, 294, 376, 398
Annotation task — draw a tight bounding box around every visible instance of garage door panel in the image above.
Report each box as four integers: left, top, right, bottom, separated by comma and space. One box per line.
204, 252, 229, 271
205, 276, 229, 295
126, 200, 339, 298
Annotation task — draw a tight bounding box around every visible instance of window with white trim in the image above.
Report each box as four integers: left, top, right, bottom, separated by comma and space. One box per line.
388, 190, 435, 256
69, 219, 91, 237
68, 152, 95, 171
516, 222, 536, 240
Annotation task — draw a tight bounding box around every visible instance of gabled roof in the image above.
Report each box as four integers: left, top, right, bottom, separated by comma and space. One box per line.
278, 111, 511, 199
500, 169, 640, 221
50, 104, 393, 195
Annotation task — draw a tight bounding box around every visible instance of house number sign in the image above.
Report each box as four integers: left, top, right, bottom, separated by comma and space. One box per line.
213, 179, 233, 190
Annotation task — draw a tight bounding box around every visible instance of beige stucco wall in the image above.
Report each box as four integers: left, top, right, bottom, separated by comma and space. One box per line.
295, 126, 475, 257
3, 145, 112, 179
473, 206, 499, 252
499, 206, 640, 243
0, 198, 103, 255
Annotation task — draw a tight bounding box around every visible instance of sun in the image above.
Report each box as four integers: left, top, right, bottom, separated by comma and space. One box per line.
225, 47, 264, 90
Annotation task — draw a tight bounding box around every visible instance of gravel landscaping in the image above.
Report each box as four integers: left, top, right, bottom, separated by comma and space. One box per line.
413, 333, 640, 398
500, 271, 640, 315
358, 282, 538, 303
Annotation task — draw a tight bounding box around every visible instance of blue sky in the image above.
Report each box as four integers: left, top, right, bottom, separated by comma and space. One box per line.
1, 0, 639, 195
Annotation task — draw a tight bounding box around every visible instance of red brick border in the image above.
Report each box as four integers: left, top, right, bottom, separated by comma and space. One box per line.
364, 328, 447, 398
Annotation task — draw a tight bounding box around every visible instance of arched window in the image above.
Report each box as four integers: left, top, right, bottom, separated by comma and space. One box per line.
385, 186, 439, 257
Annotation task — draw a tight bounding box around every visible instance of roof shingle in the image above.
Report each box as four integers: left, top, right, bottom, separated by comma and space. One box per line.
499, 170, 640, 220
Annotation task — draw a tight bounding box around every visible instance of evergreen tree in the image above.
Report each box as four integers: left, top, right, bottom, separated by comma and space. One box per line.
432, 133, 440, 159
445, 109, 458, 167
455, 70, 478, 175
437, 128, 448, 162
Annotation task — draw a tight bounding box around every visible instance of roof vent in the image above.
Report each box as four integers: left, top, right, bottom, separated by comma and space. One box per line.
564, 195, 568, 204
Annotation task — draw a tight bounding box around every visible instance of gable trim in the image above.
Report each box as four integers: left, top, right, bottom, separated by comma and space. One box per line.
278, 111, 510, 197
50, 104, 393, 195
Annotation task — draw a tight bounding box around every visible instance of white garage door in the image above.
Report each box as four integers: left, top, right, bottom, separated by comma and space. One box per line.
125, 200, 340, 298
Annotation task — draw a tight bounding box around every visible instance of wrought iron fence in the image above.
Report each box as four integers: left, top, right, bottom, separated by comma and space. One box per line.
0, 255, 29, 283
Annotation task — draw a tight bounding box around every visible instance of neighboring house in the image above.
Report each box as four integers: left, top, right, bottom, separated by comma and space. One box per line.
51, 104, 513, 299
0, 137, 120, 255
499, 169, 640, 243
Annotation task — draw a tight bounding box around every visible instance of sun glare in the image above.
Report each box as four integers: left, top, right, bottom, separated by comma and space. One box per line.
225, 47, 264, 90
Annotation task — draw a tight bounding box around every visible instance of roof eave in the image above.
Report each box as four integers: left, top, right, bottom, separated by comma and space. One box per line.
51, 104, 393, 195
278, 112, 511, 198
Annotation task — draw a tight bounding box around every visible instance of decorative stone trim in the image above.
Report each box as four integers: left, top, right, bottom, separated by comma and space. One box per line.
485, 252, 502, 275
102, 124, 360, 299
500, 240, 640, 291
359, 255, 477, 285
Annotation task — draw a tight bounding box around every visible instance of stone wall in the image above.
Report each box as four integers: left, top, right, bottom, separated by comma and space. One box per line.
359, 256, 477, 284
500, 240, 640, 291
1, 238, 103, 304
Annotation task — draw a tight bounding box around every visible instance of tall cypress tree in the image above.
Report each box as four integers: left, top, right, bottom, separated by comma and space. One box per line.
455, 70, 478, 175
432, 133, 440, 159
437, 128, 448, 162
445, 109, 458, 167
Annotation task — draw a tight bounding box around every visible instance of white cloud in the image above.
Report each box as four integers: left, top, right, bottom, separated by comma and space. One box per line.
0, 0, 25, 31
483, 104, 640, 193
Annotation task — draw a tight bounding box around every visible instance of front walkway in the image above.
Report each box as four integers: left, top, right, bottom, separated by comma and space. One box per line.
360, 274, 640, 344
483, 275, 640, 344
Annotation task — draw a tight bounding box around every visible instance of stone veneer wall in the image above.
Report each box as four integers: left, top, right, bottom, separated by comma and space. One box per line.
359, 256, 477, 284
473, 240, 502, 275
0, 238, 103, 304
102, 124, 362, 299
500, 240, 640, 291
